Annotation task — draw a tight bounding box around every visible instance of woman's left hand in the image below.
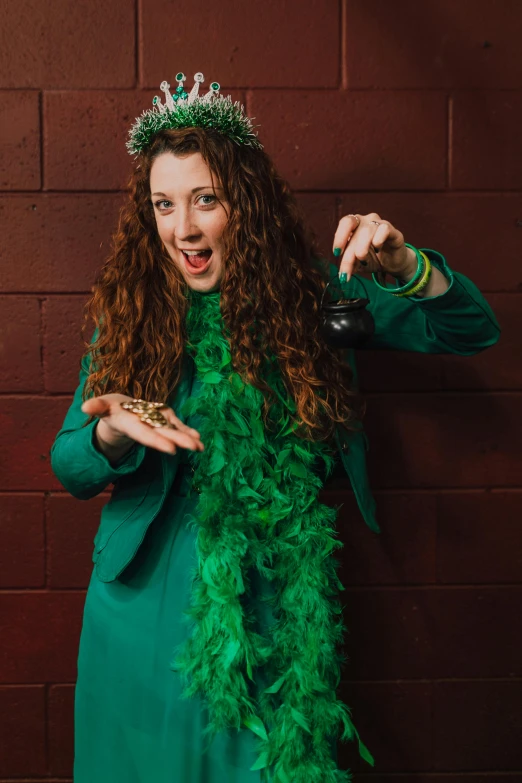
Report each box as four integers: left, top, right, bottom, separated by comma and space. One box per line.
332, 213, 418, 282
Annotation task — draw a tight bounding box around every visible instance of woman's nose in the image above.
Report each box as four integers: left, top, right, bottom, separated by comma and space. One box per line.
173, 207, 199, 240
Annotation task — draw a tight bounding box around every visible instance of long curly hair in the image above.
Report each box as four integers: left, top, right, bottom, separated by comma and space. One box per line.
81, 126, 366, 442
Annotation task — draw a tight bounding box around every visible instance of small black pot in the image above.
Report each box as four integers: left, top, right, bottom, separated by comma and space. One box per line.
320, 282, 375, 349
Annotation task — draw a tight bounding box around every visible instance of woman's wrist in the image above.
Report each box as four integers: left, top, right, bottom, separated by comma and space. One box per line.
93, 419, 136, 466
397, 249, 450, 298
396, 247, 420, 283
392, 247, 449, 298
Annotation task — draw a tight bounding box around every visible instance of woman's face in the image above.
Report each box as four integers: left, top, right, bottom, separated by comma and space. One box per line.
150, 151, 229, 292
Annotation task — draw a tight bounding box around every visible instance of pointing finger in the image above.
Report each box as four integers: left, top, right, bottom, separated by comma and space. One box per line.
332, 214, 360, 258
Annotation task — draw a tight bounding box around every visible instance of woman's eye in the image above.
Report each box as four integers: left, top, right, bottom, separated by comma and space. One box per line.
153, 195, 215, 210
198, 195, 216, 206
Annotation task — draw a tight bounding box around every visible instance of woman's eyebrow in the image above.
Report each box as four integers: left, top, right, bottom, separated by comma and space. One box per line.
151, 185, 224, 197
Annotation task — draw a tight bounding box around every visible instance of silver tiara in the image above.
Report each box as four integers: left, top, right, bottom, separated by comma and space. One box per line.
126, 72, 263, 157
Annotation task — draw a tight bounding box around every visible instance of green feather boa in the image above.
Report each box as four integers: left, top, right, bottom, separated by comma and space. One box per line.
171, 290, 374, 782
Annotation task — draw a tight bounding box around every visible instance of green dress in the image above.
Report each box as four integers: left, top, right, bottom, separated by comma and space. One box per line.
74, 373, 281, 782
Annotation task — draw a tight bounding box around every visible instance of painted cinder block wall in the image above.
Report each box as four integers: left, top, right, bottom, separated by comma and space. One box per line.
1, 0, 521, 780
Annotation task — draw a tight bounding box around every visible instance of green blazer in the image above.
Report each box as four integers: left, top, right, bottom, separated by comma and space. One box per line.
50, 249, 501, 582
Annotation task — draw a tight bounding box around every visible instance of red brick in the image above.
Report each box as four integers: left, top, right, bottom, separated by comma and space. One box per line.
47, 494, 107, 588
433, 587, 522, 678
339, 681, 431, 772
44, 296, 92, 393
364, 393, 522, 489
343, 589, 435, 680
48, 684, 74, 777
0, 591, 84, 683
437, 492, 522, 584
0, 686, 46, 776
0, 0, 135, 89
294, 192, 339, 261
357, 350, 444, 393
452, 92, 522, 189
0, 194, 125, 293
140, 0, 339, 89
441, 295, 521, 390
344, 0, 522, 89
338, 192, 522, 293
0, 495, 45, 588
249, 90, 447, 191
44, 89, 244, 191
344, 587, 522, 680
0, 91, 40, 189
322, 489, 437, 585
0, 297, 42, 392
0, 397, 79, 491
433, 680, 522, 770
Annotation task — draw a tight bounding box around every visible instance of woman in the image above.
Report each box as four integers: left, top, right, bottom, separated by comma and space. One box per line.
50, 73, 501, 783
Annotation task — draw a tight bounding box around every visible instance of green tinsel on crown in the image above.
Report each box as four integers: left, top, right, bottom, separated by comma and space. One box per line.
126, 93, 263, 157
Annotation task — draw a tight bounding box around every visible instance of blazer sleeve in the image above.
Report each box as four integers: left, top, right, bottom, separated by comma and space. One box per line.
49, 328, 147, 500
327, 248, 501, 355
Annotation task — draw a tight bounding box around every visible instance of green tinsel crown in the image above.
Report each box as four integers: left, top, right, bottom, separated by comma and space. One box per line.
126, 71, 264, 157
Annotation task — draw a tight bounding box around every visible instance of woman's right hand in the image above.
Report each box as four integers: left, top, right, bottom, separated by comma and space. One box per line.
81, 393, 204, 456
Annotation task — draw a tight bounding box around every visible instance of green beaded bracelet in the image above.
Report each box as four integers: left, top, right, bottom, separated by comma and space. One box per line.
371, 243, 425, 294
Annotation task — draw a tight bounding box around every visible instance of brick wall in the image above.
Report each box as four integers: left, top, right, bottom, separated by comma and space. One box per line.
1, 0, 520, 780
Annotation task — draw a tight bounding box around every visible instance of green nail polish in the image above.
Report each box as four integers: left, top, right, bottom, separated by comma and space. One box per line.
333, 247, 342, 257
339, 272, 347, 283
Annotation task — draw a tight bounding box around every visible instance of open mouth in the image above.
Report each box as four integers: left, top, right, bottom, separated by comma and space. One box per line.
181, 249, 213, 275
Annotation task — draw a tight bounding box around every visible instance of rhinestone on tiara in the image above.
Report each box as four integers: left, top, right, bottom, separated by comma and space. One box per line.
126, 72, 263, 157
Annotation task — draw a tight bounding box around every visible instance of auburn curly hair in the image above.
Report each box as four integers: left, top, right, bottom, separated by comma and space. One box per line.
81, 126, 366, 443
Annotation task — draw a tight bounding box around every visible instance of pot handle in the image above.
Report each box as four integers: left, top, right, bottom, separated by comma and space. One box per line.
320, 279, 335, 309
321, 245, 383, 308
